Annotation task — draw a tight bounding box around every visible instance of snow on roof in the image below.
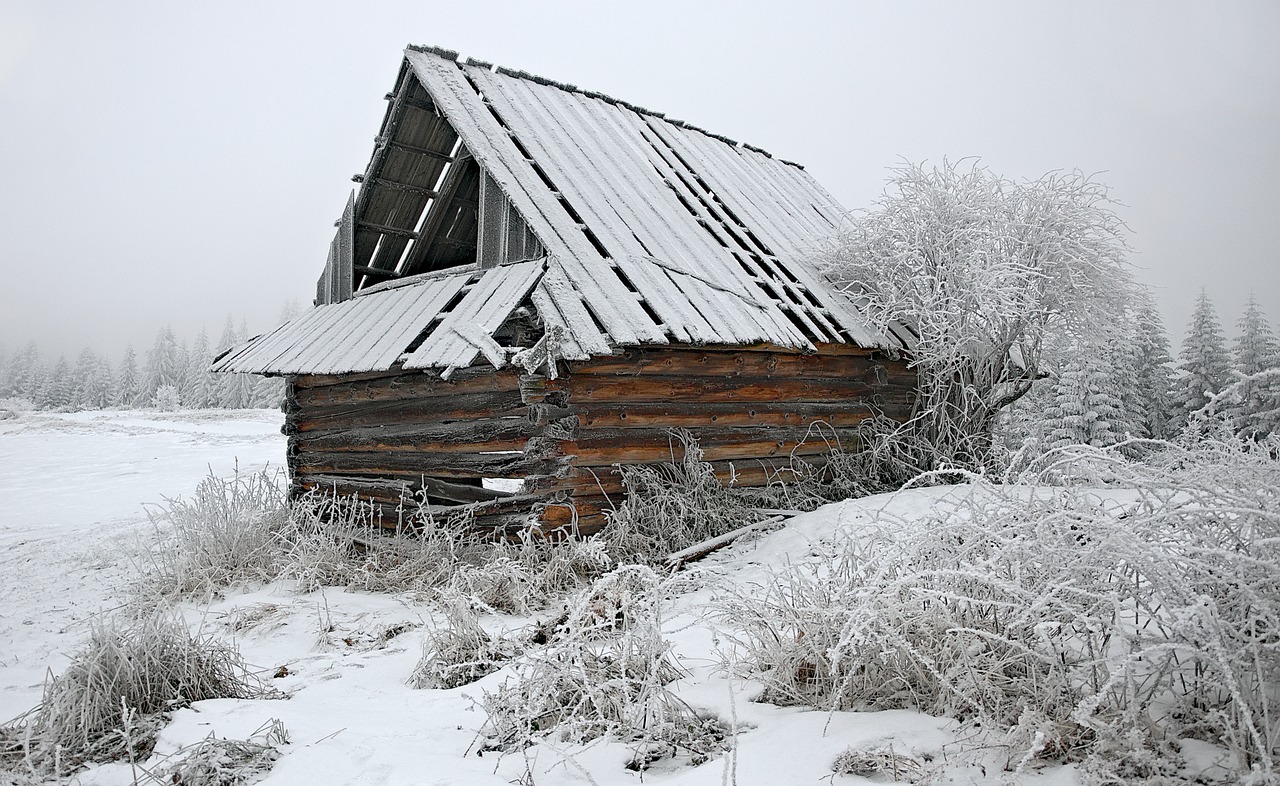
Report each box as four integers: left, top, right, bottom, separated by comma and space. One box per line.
217, 46, 900, 376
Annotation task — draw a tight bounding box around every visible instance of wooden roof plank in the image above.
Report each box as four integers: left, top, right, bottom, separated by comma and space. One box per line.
406, 50, 658, 347
403, 260, 544, 369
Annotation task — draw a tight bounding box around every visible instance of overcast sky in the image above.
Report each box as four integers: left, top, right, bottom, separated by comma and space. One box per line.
2, 0, 1277, 361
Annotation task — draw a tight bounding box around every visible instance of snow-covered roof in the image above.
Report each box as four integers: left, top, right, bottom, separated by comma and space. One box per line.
216, 45, 901, 376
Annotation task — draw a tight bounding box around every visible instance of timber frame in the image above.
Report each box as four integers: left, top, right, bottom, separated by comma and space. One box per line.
215, 45, 917, 535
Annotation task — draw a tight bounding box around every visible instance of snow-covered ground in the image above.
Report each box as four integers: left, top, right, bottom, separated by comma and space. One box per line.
2, 410, 1232, 785
0, 410, 283, 722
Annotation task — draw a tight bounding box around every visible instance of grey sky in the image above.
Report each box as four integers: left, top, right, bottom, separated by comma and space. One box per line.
2, 0, 1277, 361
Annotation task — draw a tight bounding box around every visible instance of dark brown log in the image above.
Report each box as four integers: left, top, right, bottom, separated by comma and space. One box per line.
295, 368, 522, 407
574, 401, 882, 429
295, 448, 564, 479
567, 346, 912, 382
534, 374, 914, 405
296, 472, 514, 505
559, 425, 862, 465
292, 417, 536, 453
291, 392, 527, 432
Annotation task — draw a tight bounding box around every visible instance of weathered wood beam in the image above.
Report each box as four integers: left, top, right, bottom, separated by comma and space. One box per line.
379, 138, 454, 161
356, 220, 419, 239
351, 175, 439, 199
292, 417, 537, 454
352, 265, 400, 280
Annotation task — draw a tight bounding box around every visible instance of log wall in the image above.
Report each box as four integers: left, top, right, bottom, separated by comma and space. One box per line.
283, 343, 915, 536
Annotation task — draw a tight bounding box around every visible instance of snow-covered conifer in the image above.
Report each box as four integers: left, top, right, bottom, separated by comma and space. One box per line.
1128, 298, 1176, 439
182, 328, 216, 408
1170, 291, 1231, 430
142, 326, 182, 404
1042, 352, 1124, 449
1230, 297, 1280, 438
114, 344, 141, 408
40, 356, 74, 410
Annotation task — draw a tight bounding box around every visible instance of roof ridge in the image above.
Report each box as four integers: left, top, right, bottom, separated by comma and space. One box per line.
405, 43, 803, 169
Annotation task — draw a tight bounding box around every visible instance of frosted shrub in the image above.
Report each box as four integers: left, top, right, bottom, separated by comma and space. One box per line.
409, 592, 519, 689
600, 431, 754, 564
151, 384, 182, 411
479, 566, 727, 768
139, 468, 289, 598
1, 615, 257, 775
157, 719, 288, 786
283, 491, 485, 593
720, 463, 1280, 782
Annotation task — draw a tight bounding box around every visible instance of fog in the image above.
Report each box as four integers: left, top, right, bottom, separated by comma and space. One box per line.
2, 0, 1277, 360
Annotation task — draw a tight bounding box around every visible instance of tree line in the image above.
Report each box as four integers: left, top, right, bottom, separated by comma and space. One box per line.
824, 159, 1279, 472
1009, 292, 1279, 449
0, 316, 284, 412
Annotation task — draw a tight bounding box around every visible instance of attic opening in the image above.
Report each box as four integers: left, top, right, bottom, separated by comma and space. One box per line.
321, 71, 547, 303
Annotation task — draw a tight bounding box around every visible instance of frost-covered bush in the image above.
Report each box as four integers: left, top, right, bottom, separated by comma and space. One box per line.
599, 431, 754, 564
151, 383, 182, 411
139, 468, 290, 598
478, 566, 727, 768
720, 451, 1280, 782
157, 719, 287, 786
1, 615, 257, 775
409, 592, 519, 690
282, 492, 482, 594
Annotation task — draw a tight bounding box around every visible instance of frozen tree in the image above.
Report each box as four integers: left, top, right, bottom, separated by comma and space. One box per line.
151, 384, 181, 411
71, 348, 113, 410
40, 356, 73, 410
114, 344, 141, 408
1228, 297, 1279, 438
1042, 352, 1125, 449
1170, 291, 1231, 430
143, 325, 183, 405
4, 342, 43, 403
1127, 298, 1176, 439
213, 317, 252, 408
823, 160, 1135, 470
1234, 297, 1278, 375
182, 328, 217, 408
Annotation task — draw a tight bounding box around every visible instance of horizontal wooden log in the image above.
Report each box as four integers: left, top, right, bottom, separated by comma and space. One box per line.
296, 472, 514, 505
295, 447, 564, 479
574, 401, 883, 429
537, 495, 614, 529
292, 417, 536, 453
560, 425, 862, 465
567, 346, 913, 382
290, 392, 527, 432
529, 455, 818, 497
533, 374, 915, 405
295, 367, 522, 407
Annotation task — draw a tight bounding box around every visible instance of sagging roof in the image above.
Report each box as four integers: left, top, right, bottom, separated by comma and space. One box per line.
216, 45, 903, 377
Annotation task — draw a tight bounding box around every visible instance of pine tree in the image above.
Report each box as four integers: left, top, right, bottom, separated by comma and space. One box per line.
1235, 297, 1278, 375
1043, 352, 1125, 449
40, 356, 74, 410
70, 348, 107, 410
1129, 299, 1176, 439
182, 328, 216, 408
6, 342, 43, 403
214, 317, 252, 408
115, 344, 141, 408
1170, 291, 1232, 430
142, 326, 182, 405
1231, 297, 1280, 438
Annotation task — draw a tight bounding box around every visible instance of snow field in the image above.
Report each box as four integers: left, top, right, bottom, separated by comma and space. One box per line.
2, 411, 1274, 785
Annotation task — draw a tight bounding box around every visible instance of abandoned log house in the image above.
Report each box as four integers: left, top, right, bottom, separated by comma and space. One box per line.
212, 45, 917, 535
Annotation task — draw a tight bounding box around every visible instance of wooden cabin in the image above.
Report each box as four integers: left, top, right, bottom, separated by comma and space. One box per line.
213, 45, 916, 535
